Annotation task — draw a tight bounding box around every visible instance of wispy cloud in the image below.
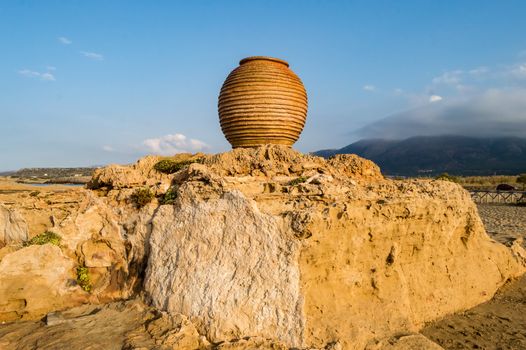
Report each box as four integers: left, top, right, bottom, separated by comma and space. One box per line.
468, 66, 489, 76
18, 69, 55, 81
432, 70, 463, 86
363, 85, 376, 92
102, 145, 115, 152
357, 88, 526, 139
58, 36, 72, 45
81, 51, 104, 61
142, 133, 208, 155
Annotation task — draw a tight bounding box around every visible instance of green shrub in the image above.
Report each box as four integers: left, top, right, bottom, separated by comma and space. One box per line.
130, 187, 154, 208
159, 186, 178, 205
435, 173, 458, 183
24, 231, 62, 246
153, 158, 203, 174
288, 176, 308, 186
76, 266, 92, 292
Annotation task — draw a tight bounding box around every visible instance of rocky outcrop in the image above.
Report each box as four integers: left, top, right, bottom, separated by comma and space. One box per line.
0, 244, 86, 321
0, 145, 524, 349
0, 185, 148, 321
140, 146, 526, 348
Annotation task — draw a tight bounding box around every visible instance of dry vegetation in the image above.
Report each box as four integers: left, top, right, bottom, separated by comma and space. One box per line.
456, 175, 521, 190
420, 174, 525, 191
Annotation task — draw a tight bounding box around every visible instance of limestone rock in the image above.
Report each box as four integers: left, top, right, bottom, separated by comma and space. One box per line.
0, 204, 28, 247
0, 184, 148, 320
145, 189, 303, 345
88, 154, 203, 191
0, 244, 86, 321
143, 145, 526, 349
0, 299, 155, 350
2, 145, 526, 348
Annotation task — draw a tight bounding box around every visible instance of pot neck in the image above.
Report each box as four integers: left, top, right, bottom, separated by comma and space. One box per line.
239, 56, 289, 67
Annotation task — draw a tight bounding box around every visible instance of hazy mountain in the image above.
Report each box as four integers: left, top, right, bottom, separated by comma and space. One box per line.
314, 136, 526, 176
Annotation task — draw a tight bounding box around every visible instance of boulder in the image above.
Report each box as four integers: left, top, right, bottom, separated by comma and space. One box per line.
144, 145, 526, 348
1, 145, 525, 348
0, 244, 86, 321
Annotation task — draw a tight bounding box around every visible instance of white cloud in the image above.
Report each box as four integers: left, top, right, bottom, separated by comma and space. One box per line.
18, 69, 55, 81
357, 88, 526, 139
81, 51, 104, 61
142, 133, 208, 155
363, 85, 376, 92
102, 145, 115, 152
429, 95, 443, 103
58, 36, 72, 45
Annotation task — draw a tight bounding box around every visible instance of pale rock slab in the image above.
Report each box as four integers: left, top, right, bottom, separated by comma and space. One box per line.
0, 204, 28, 246
145, 189, 303, 346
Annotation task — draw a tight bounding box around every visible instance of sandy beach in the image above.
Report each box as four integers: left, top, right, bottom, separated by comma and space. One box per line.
422, 204, 526, 349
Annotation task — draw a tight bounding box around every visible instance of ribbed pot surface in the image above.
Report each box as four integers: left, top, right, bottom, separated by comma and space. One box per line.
218, 56, 308, 148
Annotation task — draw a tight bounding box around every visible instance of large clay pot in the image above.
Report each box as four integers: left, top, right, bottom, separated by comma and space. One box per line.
218, 56, 308, 148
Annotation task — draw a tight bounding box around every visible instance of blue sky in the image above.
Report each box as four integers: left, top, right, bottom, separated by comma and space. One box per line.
1, 1, 526, 170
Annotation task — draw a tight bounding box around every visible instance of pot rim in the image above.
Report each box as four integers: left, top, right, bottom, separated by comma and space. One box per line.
239, 56, 289, 67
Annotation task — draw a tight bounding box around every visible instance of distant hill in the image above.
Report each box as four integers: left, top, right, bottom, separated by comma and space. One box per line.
9, 167, 95, 178
314, 136, 526, 176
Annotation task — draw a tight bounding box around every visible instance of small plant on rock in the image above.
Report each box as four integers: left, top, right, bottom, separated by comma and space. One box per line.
24, 231, 62, 246
288, 176, 308, 186
153, 158, 203, 174
159, 186, 178, 205
131, 187, 154, 208
76, 266, 92, 292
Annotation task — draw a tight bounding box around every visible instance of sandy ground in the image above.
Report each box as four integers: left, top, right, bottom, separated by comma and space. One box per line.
477, 204, 526, 246
422, 204, 526, 350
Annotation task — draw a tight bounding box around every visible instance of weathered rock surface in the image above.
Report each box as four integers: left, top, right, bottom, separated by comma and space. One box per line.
146, 190, 303, 345
0, 183, 148, 321
140, 146, 526, 348
0, 299, 156, 350
0, 244, 86, 321
0, 204, 28, 246
0, 145, 525, 349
